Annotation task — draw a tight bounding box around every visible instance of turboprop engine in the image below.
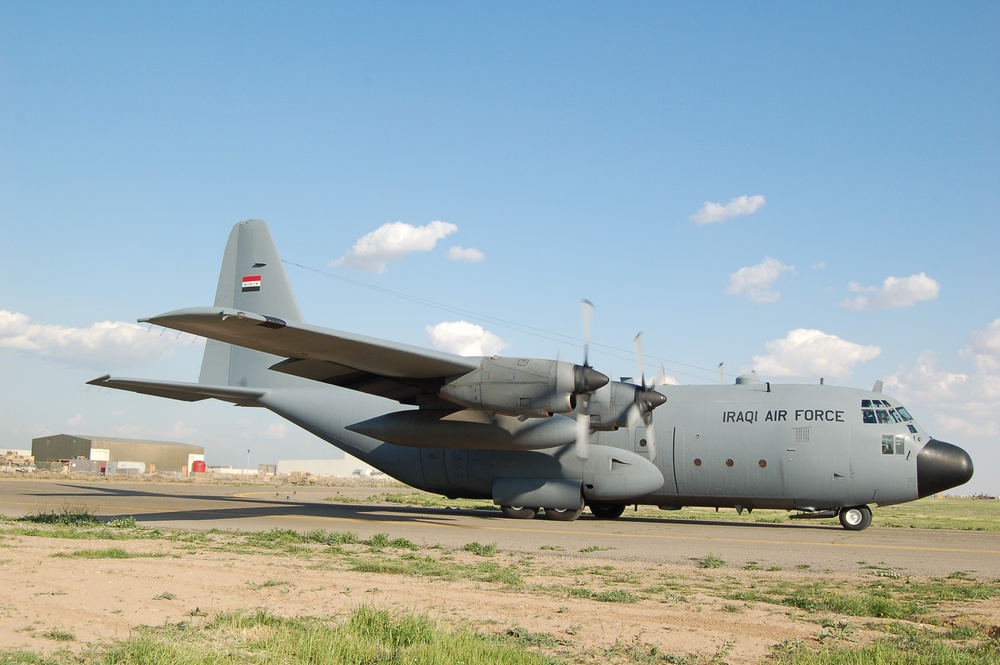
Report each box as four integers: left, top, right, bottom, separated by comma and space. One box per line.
439, 356, 609, 418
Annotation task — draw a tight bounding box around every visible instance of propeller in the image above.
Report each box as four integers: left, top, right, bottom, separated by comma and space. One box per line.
626, 332, 667, 461
574, 299, 606, 459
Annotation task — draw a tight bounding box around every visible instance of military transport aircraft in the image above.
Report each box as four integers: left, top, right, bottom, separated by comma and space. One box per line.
90, 220, 974, 530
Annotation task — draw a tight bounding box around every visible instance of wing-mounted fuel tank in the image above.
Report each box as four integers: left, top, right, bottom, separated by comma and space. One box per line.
438, 356, 608, 418
347, 408, 580, 450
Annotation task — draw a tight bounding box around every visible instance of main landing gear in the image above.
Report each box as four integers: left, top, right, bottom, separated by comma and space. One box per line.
499, 501, 625, 521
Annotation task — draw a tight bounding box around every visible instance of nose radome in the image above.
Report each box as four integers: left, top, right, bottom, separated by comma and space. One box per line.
916, 439, 974, 498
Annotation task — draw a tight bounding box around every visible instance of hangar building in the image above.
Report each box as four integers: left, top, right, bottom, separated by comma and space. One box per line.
31, 434, 205, 474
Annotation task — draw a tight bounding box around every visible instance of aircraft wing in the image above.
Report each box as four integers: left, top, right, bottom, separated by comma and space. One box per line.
137, 307, 480, 404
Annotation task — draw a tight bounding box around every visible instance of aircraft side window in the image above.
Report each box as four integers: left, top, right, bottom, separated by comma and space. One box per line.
896, 406, 913, 421
888, 409, 903, 423
862, 399, 872, 408
895, 435, 905, 455
862, 409, 876, 424
876, 410, 892, 424
882, 435, 894, 454
907, 424, 917, 434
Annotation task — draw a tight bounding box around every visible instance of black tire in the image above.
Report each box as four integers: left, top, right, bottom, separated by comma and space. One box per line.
543, 506, 583, 521
500, 505, 537, 519
838, 505, 872, 531
589, 503, 626, 520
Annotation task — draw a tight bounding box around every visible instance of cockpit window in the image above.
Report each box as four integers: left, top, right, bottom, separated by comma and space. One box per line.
882, 434, 906, 455
861, 400, 915, 424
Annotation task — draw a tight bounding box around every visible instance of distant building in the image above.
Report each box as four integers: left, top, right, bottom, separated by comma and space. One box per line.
31, 434, 205, 475
277, 454, 381, 478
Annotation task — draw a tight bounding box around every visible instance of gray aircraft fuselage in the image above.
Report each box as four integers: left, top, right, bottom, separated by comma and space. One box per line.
90, 220, 974, 529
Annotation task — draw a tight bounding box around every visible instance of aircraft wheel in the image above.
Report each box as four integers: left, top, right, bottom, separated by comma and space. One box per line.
501, 505, 537, 519
544, 506, 583, 521
589, 503, 626, 520
838, 505, 872, 531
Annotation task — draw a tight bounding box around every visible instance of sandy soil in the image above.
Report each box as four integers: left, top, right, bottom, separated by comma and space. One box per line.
6, 527, 996, 665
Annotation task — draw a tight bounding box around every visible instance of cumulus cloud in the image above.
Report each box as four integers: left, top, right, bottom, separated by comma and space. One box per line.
0, 310, 176, 367
841, 273, 940, 310
425, 321, 508, 357
333, 220, 458, 273
448, 246, 485, 263
967, 319, 1000, 357
751, 329, 881, 381
690, 194, 766, 224
885, 351, 1000, 439
726, 257, 794, 303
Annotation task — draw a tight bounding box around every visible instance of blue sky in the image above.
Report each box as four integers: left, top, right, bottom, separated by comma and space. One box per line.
2, 2, 997, 493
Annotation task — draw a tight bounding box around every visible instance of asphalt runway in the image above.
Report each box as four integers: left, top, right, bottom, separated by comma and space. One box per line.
2, 478, 997, 577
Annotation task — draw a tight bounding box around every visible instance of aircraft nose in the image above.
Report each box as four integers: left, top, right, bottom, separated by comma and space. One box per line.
916, 439, 974, 498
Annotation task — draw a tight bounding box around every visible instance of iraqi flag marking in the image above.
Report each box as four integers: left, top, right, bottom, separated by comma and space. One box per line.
241, 275, 261, 292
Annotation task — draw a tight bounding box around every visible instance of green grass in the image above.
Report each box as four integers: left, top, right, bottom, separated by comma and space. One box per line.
723, 575, 1000, 623
771, 632, 1000, 664
66, 606, 559, 664
694, 553, 725, 569
50, 547, 167, 559
17, 507, 101, 527
464, 541, 499, 557
567, 588, 639, 603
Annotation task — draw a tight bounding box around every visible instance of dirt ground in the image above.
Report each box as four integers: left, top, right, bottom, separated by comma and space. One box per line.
3, 528, 996, 664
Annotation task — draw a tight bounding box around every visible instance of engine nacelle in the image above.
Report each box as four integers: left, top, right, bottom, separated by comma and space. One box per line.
439, 356, 607, 418
582, 381, 667, 431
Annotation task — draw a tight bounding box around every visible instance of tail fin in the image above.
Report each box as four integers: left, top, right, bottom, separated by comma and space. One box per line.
199, 220, 304, 389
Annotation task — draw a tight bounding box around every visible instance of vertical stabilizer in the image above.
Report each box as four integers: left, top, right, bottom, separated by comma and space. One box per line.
199, 220, 305, 389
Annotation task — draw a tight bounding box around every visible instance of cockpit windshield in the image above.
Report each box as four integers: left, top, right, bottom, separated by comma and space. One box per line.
861, 399, 913, 425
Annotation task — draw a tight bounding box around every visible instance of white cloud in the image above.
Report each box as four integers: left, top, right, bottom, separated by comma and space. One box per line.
0, 310, 176, 368
425, 321, 508, 357
448, 246, 485, 263
751, 328, 881, 381
967, 319, 1000, 357
885, 351, 1000, 439
726, 257, 794, 303
263, 423, 287, 440
841, 272, 940, 310
333, 220, 458, 273
690, 194, 766, 224
66, 414, 84, 427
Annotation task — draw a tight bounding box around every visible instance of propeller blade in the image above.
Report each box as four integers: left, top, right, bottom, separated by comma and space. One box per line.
575, 411, 590, 459
633, 332, 646, 387
644, 410, 657, 462
626, 402, 640, 431
581, 299, 594, 367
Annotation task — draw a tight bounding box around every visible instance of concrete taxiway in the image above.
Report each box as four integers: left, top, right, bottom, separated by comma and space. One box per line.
1, 478, 997, 577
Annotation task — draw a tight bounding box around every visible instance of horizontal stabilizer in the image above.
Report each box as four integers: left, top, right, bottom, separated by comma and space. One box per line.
87, 375, 265, 406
